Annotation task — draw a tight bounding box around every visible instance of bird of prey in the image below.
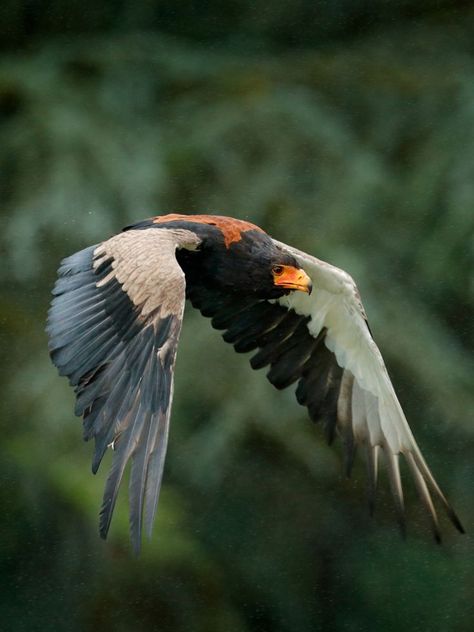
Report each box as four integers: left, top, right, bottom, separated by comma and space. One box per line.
47, 213, 464, 553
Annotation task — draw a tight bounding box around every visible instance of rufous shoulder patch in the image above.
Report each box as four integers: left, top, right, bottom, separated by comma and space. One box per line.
153, 214, 265, 248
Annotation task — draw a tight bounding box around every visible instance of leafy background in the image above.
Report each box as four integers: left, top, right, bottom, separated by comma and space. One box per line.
0, 2, 473, 631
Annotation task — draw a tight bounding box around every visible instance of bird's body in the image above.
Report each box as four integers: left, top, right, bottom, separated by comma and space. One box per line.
47, 214, 463, 553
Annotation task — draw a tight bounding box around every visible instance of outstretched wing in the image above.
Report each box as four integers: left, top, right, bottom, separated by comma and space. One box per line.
47, 227, 201, 553
273, 240, 463, 538
187, 240, 463, 541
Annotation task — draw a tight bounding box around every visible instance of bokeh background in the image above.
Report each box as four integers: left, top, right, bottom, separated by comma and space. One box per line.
1, 2, 473, 631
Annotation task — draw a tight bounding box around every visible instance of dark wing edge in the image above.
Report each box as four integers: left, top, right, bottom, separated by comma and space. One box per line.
47, 227, 200, 554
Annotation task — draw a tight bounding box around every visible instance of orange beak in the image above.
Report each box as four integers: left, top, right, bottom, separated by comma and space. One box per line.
272, 265, 312, 294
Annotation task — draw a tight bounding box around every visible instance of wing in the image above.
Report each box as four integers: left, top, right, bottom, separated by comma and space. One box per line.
187, 240, 463, 541
47, 227, 201, 553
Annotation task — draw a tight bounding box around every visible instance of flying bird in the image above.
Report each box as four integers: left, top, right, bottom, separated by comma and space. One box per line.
47, 213, 464, 553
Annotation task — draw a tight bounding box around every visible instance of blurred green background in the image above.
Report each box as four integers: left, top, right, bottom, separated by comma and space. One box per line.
1, 1, 473, 631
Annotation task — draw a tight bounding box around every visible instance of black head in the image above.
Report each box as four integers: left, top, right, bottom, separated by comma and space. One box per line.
196, 229, 312, 299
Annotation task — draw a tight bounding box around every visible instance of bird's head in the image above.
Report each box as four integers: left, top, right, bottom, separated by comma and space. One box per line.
199, 231, 313, 299
270, 263, 312, 297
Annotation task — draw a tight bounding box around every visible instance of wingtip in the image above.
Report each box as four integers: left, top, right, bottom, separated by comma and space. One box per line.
99, 524, 108, 541
145, 520, 155, 541
341, 428, 356, 478
99, 498, 115, 542
366, 444, 379, 515
131, 538, 142, 557
99, 522, 142, 556
407, 452, 466, 538
449, 509, 465, 535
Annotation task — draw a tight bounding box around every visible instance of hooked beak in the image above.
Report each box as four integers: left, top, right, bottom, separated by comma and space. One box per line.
272, 266, 312, 294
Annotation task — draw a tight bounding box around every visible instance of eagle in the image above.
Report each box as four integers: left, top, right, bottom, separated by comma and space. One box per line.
47, 213, 464, 553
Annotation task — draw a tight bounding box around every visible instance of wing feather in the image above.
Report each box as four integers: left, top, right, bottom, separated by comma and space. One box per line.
189, 235, 463, 539
271, 239, 463, 537
47, 227, 201, 553
405, 451, 441, 542
366, 444, 379, 515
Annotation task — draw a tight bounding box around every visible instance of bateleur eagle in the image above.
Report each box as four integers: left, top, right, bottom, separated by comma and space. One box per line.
47, 213, 464, 553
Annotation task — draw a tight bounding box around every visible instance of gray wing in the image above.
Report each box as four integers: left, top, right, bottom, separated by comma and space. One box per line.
47, 227, 200, 554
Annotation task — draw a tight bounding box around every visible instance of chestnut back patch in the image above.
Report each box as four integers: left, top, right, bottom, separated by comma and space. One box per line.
153, 213, 265, 248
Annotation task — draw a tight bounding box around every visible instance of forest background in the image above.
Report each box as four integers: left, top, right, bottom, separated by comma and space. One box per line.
0, 1, 473, 631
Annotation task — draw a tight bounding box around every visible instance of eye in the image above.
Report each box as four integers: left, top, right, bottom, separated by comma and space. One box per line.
272, 265, 285, 276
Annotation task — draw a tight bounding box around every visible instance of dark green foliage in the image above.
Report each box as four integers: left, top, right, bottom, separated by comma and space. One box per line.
0, 4, 473, 631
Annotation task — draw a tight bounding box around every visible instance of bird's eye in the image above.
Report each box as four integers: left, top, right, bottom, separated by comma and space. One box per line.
272, 265, 285, 276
